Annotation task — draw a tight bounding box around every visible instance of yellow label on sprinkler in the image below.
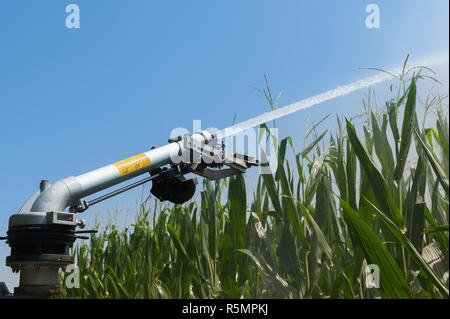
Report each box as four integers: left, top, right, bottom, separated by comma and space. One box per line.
113, 154, 152, 176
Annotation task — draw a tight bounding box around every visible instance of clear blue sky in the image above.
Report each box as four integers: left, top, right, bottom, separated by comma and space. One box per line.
0, 0, 448, 289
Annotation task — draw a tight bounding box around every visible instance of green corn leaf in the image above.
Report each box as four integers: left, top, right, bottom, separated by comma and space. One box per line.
346, 119, 404, 227
167, 223, 191, 262
301, 130, 328, 157
299, 203, 333, 260
413, 126, 449, 197
238, 249, 291, 292
261, 152, 283, 213
363, 123, 374, 155
425, 225, 449, 234
394, 77, 416, 181
346, 138, 357, 210
436, 120, 449, 172
424, 206, 448, 251
371, 112, 395, 179
340, 199, 412, 299
363, 196, 449, 298
387, 100, 400, 143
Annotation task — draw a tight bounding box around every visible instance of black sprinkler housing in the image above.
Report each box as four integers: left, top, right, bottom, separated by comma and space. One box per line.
150, 167, 198, 204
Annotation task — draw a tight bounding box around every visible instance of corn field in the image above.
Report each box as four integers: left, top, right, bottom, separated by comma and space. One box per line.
61, 67, 449, 299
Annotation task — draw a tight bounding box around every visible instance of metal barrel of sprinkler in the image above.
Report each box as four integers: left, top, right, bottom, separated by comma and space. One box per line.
1, 129, 220, 298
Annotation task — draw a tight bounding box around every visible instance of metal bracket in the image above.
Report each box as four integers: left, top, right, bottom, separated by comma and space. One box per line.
46, 211, 77, 226
190, 164, 240, 181
184, 136, 259, 178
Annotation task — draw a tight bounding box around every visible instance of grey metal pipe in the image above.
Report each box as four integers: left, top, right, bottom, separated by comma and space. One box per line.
24, 130, 216, 213
76, 142, 181, 197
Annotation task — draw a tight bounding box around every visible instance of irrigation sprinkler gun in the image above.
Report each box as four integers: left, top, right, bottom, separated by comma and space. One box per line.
0, 129, 258, 298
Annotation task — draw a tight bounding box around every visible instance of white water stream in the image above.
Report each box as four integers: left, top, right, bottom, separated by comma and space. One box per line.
219, 51, 449, 139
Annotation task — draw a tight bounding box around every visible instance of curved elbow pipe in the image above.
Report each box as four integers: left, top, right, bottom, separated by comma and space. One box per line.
29, 177, 83, 212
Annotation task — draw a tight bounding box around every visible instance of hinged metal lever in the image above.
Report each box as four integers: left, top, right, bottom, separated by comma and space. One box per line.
70, 199, 89, 214
69, 167, 178, 213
